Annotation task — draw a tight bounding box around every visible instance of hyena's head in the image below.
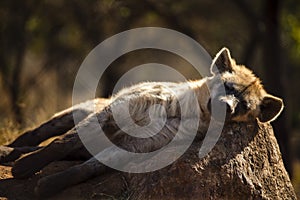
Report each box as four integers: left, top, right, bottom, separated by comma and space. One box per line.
207, 47, 283, 123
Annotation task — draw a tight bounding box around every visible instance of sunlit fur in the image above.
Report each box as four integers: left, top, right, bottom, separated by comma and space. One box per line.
103, 48, 283, 137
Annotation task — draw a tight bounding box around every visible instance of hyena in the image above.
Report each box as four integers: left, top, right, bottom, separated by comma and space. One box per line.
0, 48, 283, 197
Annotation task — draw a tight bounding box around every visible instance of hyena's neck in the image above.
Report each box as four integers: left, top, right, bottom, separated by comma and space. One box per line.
178, 78, 211, 123
188, 78, 210, 107
169, 78, 212, 138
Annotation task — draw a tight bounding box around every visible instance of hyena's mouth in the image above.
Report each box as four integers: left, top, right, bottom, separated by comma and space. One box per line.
207, 95, 243, 122
219, 95, 239, 114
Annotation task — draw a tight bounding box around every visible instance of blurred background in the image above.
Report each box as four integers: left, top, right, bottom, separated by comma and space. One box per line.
0, 0, 299, 195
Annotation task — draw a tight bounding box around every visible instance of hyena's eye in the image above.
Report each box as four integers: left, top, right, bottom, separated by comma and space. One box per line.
240, 100, 251, 110
224, 82, 235, 94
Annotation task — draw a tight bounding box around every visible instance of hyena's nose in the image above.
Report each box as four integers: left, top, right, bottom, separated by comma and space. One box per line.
207, 98, 211, 113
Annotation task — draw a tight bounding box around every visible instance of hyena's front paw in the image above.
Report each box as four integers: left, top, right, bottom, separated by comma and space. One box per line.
0, 146, 41, 164
35, 175, 62, 197
0, 146, 18, 164
35, 166, 81, 197
12, 151, 49, 179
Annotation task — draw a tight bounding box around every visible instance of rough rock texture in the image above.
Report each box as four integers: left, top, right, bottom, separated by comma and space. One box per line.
0, 121, 296, 199
126, 122, 296, 199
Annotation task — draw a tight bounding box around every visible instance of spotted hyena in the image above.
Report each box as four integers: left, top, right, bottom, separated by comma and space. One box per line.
0, 48, 283, 197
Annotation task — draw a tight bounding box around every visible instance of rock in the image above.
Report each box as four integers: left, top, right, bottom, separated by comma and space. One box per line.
127, 122, 296, 199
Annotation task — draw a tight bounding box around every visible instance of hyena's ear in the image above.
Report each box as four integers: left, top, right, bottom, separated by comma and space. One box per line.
211, 47, 233, 75
258, 94, 284, 122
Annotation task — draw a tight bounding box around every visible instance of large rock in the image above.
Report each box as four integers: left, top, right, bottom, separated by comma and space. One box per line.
127, 122, 296, 199
0, 121, 296, 199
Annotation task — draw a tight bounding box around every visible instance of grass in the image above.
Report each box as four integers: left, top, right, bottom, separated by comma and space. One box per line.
0, 120, 23, 145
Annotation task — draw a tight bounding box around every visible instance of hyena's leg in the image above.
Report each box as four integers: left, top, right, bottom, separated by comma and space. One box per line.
1, 99, 109, 164
12, 128, 83, 179
12, 107, 116, 179
2, 107, 81, 163
34, 118, 181, 197
35, 156, 109, 197
9, 98, 109, 147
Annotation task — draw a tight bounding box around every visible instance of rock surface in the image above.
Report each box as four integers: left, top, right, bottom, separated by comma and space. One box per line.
0, 122, 296, 199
